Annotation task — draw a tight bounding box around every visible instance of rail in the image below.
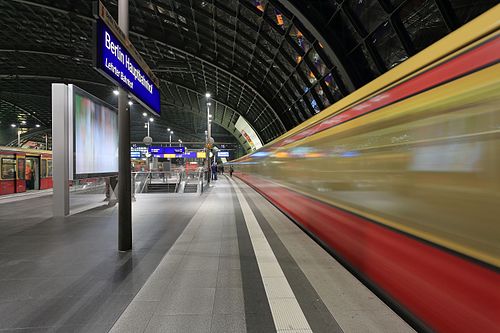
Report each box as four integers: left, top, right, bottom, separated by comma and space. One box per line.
132, 171, 182, 195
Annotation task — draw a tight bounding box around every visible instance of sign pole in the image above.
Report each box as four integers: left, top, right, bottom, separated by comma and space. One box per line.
118, 0, 132, 251
206, 100, 211, 184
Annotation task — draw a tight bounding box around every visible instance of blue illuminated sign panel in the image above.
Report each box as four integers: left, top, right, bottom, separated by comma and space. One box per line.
94, 18, 161, 115
218, 151, 229, 157
148, 147, 185, 154
130, 151, 141, 158
152, 152, 198, 159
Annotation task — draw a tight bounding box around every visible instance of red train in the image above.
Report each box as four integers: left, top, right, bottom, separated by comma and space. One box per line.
0, 146, 53, 195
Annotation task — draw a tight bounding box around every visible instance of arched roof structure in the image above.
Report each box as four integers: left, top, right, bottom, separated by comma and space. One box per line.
0, 0, 496, 152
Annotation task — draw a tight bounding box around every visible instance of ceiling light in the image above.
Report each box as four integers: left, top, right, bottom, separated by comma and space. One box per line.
35, 124, 41, 128
142, 112, 147, 117
128, 101, 133, 106
10, 124, 16, 128
208, 114, 212, 118
21, 120, 26, 125
113, 90, 119, 95
149, 118, 154, 122
205, 92, 211, 98
167, 128, 170, 131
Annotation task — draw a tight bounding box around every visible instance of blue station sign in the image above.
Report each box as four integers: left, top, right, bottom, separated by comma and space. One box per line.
93, 2, 161, 115
217, 151, 230, 157
148, 146, 185, 154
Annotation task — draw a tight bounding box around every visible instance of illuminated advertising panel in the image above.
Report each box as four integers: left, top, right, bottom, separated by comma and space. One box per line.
93, 2, 161, 115
235, 116, 263, 151
71, 85, 118, 178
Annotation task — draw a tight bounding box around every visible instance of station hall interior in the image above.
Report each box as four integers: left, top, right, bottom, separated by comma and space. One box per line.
0, 1, 499, 332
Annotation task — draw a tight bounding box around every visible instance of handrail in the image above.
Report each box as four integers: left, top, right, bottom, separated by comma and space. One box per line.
132, 169, 205, 194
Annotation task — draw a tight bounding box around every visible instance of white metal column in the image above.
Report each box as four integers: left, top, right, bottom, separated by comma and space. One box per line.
52, 83, 70, 217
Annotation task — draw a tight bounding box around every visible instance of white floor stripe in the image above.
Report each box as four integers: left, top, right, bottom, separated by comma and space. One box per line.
229, 177, 312, 333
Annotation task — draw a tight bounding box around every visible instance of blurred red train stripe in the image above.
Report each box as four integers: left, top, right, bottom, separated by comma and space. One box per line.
279, 36, 500, 147
236, 173, 500, 332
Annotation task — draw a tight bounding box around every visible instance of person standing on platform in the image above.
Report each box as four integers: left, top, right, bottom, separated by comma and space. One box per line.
229, 165, 234, 177
211, 162, 218, 180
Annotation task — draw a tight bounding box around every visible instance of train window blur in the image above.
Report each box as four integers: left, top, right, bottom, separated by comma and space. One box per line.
17, 159, 25, 180
1, 158, 16, 180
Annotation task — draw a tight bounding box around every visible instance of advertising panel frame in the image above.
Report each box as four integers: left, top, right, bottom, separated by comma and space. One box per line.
69, 84, 119, 179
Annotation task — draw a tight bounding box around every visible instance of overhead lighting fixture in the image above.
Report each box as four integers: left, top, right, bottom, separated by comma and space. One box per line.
149, 118, 154, 122
35, 124, 41, 128
167, 128, 170, 131
128, 101, 133, 106
113, 90, 119, 95
21, 120, 26, 125
171, 131, 174, 134
205, 92, 211, 98
10, 124, 16, 128
142, 112, 147, 117
207, 102, 211, 106
208, 114, 212, 118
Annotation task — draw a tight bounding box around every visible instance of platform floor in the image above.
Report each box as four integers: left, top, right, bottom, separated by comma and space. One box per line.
0, 176, 414, 332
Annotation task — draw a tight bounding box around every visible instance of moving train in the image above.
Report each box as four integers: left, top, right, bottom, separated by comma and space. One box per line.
0, 147, 53, 195
231, 7, 499, 333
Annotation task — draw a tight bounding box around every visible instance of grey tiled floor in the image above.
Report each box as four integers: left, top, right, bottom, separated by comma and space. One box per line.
0, 192, 205, 332
1, 177, 415, 333
111, 179, 246, 333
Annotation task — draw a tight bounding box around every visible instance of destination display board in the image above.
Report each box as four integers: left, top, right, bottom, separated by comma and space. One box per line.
93, 2, 161, 115
152, 152, 200, 159
130, 151, 141, 158
148, 146, 185, 154
218, 151, 230, 157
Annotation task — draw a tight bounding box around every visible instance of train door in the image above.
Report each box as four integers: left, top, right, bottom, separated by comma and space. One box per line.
25, 157, 40, 190
16, 156, 26, 193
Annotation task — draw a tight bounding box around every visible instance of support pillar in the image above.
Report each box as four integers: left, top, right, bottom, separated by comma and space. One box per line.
118, 0, 132, 251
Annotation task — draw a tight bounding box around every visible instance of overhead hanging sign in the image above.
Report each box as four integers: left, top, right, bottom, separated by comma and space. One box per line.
148, 146, 185, 154
218, 151, 230, 157
93, 1, 161, 116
